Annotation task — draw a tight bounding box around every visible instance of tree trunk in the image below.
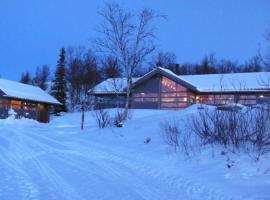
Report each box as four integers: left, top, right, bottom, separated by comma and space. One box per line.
124, 77, 132, 119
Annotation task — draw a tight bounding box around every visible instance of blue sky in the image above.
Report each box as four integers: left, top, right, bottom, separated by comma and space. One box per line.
0, 0, 269, 80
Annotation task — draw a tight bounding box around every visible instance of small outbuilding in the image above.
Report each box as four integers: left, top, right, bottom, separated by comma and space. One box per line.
0, 78, 61, 123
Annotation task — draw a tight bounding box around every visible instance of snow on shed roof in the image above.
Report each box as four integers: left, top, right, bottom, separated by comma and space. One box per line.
90, 78, 140, 94
180, 72, 270, 92
0, 78, 61, 105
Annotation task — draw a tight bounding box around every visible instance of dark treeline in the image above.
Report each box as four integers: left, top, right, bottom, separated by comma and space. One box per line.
20, 65, 50, 90
148, 52, 264, 75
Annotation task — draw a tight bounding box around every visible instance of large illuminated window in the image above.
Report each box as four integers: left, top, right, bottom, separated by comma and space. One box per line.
11, 100, 21, 110
161, 77, 188, 109
196, 95, 215, 104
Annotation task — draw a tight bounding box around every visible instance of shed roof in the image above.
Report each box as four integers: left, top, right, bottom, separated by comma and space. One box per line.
0, 78, 61, 105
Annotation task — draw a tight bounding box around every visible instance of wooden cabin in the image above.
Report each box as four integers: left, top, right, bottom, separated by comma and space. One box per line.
89, 67, 270, 109
0, 79, 61, 123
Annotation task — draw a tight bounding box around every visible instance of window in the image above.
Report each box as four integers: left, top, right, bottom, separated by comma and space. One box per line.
22, 102, 37, 111
133, 93, 159, 103
0, 99, 9, 109
161, 77, 188, 109
196, 95, 215, 104
236, 95, 257, 105
212, 95, 233, 105
133, 93, 158, 98
11, 100, 21, 110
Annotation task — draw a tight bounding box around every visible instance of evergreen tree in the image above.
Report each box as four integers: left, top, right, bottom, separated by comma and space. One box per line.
51, 48, 67, 113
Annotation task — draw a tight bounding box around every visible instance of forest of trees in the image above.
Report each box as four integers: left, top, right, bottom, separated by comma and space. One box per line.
18, 3, 270, 114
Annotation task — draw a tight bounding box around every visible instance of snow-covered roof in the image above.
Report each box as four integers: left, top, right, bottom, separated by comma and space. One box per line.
180, 72, 270, 92
90, 78, 140, 94
134, 67, 270, 92
89, 67, 270, 95
0, 78, 61, 105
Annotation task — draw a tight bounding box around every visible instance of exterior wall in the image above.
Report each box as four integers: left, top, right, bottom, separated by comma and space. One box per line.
132, 75, 161, 109
0, 93, 9, 119
0, 94, 50, 123
131, 75, 194, 110
93, 94, 127, 109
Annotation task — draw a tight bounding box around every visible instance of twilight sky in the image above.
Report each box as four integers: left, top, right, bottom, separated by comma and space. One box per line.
0, 0, 269, 80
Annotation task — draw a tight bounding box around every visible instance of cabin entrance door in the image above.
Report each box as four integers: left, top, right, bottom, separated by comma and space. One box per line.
37, 104, 49, 123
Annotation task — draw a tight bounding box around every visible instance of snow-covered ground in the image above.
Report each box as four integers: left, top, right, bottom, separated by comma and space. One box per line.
0, 107, 269, 200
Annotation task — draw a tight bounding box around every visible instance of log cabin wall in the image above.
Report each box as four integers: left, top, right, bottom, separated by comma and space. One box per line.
0, 91, 9, 119
0, 94, 50, 123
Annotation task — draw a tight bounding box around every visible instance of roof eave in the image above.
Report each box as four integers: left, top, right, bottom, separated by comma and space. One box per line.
3, 95, 62, 106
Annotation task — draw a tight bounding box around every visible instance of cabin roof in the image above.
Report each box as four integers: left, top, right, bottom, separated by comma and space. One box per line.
0, 78, 61, 105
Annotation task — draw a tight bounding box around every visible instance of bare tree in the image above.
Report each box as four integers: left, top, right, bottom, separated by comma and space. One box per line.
264, 28, 270, 70
93, 107, 111, 128
95, 3, 164, 119
32, 65, 50, 90
66, 46, 101, 111
101, 56, 122, 79
150, 51, 177, 71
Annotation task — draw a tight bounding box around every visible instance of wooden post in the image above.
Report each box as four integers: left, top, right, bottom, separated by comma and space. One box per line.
81, 104, 85, 130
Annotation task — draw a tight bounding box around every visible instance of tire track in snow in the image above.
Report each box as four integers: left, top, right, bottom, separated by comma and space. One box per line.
68, 139, 238, 200
0, 128, 84, 200
0, 123, 238, 200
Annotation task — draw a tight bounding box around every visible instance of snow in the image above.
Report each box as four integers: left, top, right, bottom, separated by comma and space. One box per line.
0, 107, 269, 199
180, 72, 270, 92
90, 78, 140, 94
93, 68, 270, 95
0, 78, 61, 105
136, 67, 270, 92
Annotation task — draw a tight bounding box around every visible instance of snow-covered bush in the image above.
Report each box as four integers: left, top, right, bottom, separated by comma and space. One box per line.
189, 105, 270, 160
93, 108, 111, 128
161, 120, 196, 156
113, 108, 126, 126
161, 120, 179, 152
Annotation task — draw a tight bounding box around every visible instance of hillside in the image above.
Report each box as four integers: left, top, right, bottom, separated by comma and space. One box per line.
0, 107, 269, 200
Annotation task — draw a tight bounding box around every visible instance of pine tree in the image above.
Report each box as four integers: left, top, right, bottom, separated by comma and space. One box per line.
51, 48, 67, 113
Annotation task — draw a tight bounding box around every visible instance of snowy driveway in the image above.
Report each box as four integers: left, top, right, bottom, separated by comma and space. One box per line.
0, 110, 268, 200
0, 122, 187, 200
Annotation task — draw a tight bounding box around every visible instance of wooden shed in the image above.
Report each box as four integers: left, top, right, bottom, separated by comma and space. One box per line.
0, 79, 61, 123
